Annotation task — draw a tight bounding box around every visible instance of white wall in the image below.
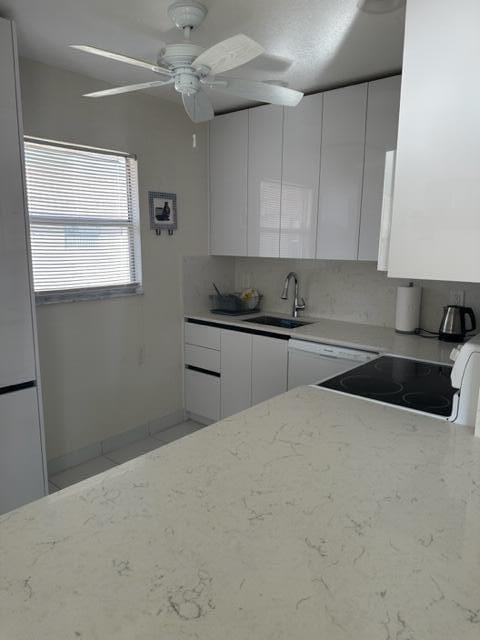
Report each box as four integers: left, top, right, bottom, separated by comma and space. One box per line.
182, 256, 235, 315
19, 58, 209, 460
235, 258, 480, 331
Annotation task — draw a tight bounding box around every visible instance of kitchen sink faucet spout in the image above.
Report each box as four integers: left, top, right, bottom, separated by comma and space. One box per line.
281, 272, 306, 318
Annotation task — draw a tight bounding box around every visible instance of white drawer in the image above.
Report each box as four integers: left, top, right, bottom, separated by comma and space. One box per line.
185, 322, 221, 350
185, 344, 220, 373
185, 369, 220, 422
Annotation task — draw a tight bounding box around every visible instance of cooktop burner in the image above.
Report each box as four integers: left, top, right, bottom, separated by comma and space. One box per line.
340, 375, 404, 397
318, 355, 455, 417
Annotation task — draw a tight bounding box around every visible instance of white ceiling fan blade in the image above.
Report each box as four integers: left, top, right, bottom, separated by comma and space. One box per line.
84, 79, 174, 98
209, 78, 303, 107
182, 91, 214, 123
70, 45, 172, 76
192, 34, 264, 75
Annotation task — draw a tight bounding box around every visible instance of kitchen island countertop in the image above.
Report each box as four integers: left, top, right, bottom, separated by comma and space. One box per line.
1, 386, 480, 639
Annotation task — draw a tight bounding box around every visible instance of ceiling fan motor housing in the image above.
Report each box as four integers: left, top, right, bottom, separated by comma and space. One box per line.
159, 42, 204, 69
168, 1, 208, 31
159, 42, 208, 96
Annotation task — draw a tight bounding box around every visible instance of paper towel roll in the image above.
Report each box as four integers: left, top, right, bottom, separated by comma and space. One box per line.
395, 284, 422, 334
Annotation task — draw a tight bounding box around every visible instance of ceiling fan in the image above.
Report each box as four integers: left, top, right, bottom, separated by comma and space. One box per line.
71, 1, 304, 123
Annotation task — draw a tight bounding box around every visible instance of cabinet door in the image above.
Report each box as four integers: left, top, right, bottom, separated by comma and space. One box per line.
209, 111, 248, 255
0, 387, 46, 514
281, 94, 323, 258
0, 19, 36, 388
220, 329, 252, 418
252, 336, 288, 405
389, 0, 480, 282
316, 84, 368, 260
185, 369, 220, 422
358, 76, 401, 261
247, 104, 283, 257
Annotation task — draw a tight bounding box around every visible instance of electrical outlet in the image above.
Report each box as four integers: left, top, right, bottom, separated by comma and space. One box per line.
450, 290, 465, 306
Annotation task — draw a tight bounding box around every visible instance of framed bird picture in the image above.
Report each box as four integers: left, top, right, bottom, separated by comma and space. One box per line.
149, 191, 177, 235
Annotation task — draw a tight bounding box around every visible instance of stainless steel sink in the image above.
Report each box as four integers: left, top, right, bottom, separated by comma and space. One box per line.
243, 315, 312, 329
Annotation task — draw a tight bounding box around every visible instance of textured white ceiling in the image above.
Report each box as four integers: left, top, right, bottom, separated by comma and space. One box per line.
0, 0, 405, 112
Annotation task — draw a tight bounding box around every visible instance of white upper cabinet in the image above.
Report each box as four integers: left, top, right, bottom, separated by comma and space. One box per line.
316, 84, 367, 260
358, 76, 401, 261
247, 104, 283, 257
388, 0, 480, 282
280, 93, 323, 259
209, 110, 248, 256
209, 78, 400, 261
0, 19, 36, 388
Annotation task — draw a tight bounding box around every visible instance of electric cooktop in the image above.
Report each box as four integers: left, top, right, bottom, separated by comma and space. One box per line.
318, 355, 456, 418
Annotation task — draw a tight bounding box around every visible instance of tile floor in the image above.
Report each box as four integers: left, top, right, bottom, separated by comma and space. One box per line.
48, 420, 203, 492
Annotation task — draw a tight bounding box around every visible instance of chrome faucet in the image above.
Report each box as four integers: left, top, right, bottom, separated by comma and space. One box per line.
281, 272, 306, 318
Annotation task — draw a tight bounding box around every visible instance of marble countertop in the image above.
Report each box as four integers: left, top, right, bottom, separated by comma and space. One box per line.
185, 311, 457, 364
1, 386, 480, 639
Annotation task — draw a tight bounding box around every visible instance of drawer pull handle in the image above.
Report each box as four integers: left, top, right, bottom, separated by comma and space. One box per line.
186, 365, 220, 378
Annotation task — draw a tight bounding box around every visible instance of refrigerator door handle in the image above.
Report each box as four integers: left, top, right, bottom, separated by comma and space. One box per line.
0, 380, 36, 396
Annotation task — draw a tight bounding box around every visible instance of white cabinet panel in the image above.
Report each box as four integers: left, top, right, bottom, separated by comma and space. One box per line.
0, 19, 36, 388
388, 0, 480, 282
358, 76, 401, 261
247, 105, 283, 257
316, 84, 368, 260
185, 322, 221, 350
252, 336, 288, 405
281, 94, 323, 258
184, 344, 220, 373
209, 111, 248, 256
185, 369, 220, 422
220, 329, 252, 418
0, 387, 45, 514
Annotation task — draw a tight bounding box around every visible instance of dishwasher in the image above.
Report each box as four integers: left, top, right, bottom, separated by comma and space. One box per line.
287, 339, 378, 389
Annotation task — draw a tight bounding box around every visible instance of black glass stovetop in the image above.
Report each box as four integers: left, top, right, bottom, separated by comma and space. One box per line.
318, 356, 455, 417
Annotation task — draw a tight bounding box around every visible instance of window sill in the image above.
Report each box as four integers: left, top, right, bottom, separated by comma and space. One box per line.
35, 284, 144, 305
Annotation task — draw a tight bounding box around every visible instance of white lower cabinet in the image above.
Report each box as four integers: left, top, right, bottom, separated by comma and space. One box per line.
220, 329, 288, 418
185, 369, 220, 422
220, 330, 252, 419
0, 387, 45, 514
184, 322, 289, 422
251, 335, 288, 405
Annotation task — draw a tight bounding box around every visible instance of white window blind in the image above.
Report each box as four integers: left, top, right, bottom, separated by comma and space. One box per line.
24, 138, 142, 302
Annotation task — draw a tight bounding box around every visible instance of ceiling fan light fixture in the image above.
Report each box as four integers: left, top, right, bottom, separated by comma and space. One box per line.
357, 0, 406, 14
174, 70, 200, 96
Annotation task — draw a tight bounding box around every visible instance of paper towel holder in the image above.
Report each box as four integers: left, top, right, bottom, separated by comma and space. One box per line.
395, 282, 422, 334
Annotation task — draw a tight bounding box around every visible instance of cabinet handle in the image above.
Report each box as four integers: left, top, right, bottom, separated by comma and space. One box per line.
186, 365, 220, 378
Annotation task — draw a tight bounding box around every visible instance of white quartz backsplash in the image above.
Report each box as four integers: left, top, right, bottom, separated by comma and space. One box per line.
182, 255, 480, 331
235, 258, 480, 331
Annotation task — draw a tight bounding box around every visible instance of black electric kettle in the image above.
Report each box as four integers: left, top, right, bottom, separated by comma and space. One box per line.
438, 305, 476, 342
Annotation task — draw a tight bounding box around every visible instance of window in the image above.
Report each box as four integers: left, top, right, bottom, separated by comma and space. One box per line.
24, 138, 142, 303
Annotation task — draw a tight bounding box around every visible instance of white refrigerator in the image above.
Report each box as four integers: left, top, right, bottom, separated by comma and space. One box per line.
0, 18, 47, 514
